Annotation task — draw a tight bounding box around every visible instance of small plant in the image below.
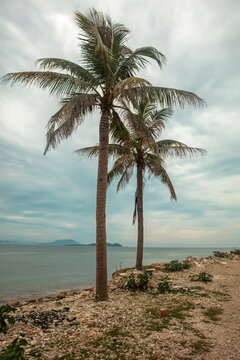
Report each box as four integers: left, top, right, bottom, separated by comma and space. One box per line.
157, 276, 172, 294
126, 270, 152, 292
182, 260, 191, 270
203, 307, 223, 322
164, 260, 191, 272
190, 272, 213, 283
213, 251, 228, 258
0, 305, 16, 334
230, 249, 240, 255
126, 273, 137, 291
137, 270, 151, 291
0, 338, 27, 360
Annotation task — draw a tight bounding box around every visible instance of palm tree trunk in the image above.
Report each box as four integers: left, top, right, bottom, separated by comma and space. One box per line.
136, 164, 144, 270
95, 109, 109, 301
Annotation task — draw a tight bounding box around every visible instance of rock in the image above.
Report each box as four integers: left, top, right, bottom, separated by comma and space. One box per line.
160, 309, 169, 317
70, 321, 80, 326
7, 300, 20, 306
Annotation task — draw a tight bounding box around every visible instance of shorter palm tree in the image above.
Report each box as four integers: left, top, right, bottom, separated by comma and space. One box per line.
76, 97, 206, 269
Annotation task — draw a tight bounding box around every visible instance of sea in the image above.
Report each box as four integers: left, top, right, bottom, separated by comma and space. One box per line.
0, 245, 229, 304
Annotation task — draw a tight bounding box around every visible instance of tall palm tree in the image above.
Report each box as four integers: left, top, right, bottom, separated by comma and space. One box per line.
77, 97, 206, 270
2, 9, 205, 300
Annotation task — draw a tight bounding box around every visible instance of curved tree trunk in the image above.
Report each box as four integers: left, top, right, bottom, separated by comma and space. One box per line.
136, 164, 144, 270
95, 109, 109, 301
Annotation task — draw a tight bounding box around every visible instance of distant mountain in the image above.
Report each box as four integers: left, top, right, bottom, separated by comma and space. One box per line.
66, 242, 123, 247
0, 239, 17, 244
0, 239, 123, 247
38, 239, 81, 246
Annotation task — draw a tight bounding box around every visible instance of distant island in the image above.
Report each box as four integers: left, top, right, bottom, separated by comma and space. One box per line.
0, 239, 123, 247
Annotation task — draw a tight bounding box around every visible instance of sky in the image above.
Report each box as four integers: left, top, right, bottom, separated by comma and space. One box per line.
0, 0, 239, 247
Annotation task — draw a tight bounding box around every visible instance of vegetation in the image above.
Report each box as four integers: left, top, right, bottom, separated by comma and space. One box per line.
190, 272, 213, 283
0, 305, 16, 334
157, 276, 172, 294
126, 270, 152, 291
0, 338, 27, 360
2, 8, 204, 300
203, 307, 223, 322
213, 251, 228, 258
164, 260, 191, 272
78, 98, 205, 270
230, 249, 240, 255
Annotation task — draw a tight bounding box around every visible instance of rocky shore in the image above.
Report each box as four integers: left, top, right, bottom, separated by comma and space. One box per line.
1, 255, 240, 359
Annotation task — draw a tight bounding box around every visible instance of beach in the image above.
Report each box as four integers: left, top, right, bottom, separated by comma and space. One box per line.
1, 254, 240, 359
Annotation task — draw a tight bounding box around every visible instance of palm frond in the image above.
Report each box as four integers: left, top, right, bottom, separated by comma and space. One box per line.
113, 77, 151, 99
119, 86, 206, 109
132, 190, 137, 225
156, 139, 206, 158
146, 154, 177, 201
75, 145, 100, 158
36, 58, 99, 90
114, 46, 167, 81
2, 71, 90, 96
110, 110, 131, 143
44, 93, 96, 154
116, 164, 134, 192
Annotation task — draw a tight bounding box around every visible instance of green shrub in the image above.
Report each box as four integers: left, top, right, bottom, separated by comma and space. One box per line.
213, 251, 228, 258
126, 273, 137, 291
0, 305, 16, 334
0, 338, 27, 360
182, 260, 191, 270
126, 270, 152, 292
158, 276, 172, 294
137, 270, 152, 291
190, 272, 213, 283
164, 260, 191, 272
230, 249, 240, 255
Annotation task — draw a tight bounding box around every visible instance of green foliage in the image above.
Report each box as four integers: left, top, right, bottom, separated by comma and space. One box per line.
164, 260, 191, 272
213, 251, 228, 258
0, 305, 16, 334
0, 338, 27, 360
190, 272, 213, 283
157, 276, 172, 294
126, 273, 137, 291
203, 307, 223, 322
126, 270, 152, 292
230, 249, 240, 255
137, 270, 152, 291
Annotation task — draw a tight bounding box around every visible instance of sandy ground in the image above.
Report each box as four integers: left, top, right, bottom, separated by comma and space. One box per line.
1, 255, 239, 359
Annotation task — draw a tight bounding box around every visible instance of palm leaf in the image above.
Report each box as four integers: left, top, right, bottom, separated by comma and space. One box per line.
2, 71, 90, 96
156, 139, 206, 158
44, 93, 96, 154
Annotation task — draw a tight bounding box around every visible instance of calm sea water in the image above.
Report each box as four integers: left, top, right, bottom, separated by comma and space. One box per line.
0, 245, 228, 303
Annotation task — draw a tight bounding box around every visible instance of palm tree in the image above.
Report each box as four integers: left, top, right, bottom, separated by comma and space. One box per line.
77, 97, 206, 270
2, 9, 205, 300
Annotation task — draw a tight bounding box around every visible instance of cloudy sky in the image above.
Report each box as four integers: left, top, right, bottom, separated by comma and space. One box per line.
0, 0, 239, 247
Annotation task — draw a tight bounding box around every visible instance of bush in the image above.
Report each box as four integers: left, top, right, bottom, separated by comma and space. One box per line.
158, 276, 172, 294
190, 272, 213, 283
126, 270, 152, 292
213, 251, 228, 258
164, 260, 191, 272
0, 338, 27, 360
230, 249, 240, 255
137, 271, 152, 291
0, 305, 16, 334
126, 273, 137, 291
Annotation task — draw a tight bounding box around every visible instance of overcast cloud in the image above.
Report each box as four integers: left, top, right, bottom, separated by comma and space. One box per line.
0, 0, 239, 247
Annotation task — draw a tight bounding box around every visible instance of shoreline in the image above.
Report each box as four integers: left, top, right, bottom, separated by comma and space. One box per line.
1, 254, 240, 359
3, 253, 238, 307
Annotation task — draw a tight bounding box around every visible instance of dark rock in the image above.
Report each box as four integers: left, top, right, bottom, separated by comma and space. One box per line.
69, 321, 80, 326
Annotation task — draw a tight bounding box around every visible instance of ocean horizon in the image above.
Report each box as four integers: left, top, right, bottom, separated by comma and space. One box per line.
0, 245, 231, 304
